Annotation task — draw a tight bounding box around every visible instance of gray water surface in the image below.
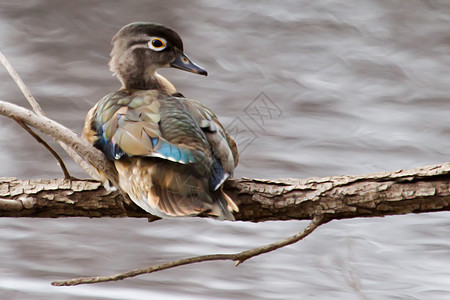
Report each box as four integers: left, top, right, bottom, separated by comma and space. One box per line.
0, 1, 450, 299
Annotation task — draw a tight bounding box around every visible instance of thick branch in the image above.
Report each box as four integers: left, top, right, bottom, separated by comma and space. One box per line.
0, 178, 153, 219
1, 162, 449, 221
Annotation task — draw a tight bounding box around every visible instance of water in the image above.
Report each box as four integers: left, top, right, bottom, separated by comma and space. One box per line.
0, 0, 449, 299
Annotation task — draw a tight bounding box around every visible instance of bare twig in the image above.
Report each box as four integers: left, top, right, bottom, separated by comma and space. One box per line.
233, 215, 326, 265
0, 50, 100, 180
11, 116, 72, 180
0, 99, 135, 206
0, 51, 44, 115
0, 99, 118, 185
51, 215, 325, 286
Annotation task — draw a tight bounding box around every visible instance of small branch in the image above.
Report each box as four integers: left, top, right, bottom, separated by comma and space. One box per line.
0, 100, 118, 186
12, 117, 72, 180
0, 51, 44, 115
233, 214, 326, 265
0, 51, 100, 181
51, 215, 325, 286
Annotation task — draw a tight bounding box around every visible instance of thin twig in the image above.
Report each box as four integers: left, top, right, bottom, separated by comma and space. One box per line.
233, 214, 326, 265
0, 99, 119, 185
12, 116, 72, 180
51, 215, 325, 286
0, 99, 134, 206
0, 51, 44, 115
0, 50, 102, 181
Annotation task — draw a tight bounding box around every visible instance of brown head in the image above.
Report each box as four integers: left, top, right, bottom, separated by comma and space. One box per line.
109, 22, 207, 90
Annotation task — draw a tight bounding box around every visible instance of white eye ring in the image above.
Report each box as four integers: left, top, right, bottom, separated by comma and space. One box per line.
148, 37, 167, 51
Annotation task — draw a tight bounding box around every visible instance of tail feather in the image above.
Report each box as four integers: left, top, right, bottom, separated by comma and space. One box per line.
215, 192, 235, 221
220, 189, 239, 213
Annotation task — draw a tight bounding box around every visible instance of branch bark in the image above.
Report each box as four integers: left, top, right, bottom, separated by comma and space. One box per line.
1, 162, 449, 221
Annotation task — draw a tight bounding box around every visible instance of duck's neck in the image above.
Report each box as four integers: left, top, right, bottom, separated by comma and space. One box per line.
119, 69, 176, 94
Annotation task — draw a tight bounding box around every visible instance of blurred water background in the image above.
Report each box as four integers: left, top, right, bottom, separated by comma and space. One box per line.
0, 1, 450, 299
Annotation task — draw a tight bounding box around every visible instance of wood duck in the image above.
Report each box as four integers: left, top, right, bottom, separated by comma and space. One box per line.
82, 22, 239, 220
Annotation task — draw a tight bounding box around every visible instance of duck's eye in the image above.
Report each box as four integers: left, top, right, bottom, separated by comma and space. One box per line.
148, 37, 166, 51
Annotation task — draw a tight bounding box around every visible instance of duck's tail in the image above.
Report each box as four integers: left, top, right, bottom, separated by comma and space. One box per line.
208, 188, 239, 221
115, 158, 238, 220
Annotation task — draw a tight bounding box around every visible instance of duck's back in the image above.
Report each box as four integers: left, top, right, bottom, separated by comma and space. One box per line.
83, 89, 238, 220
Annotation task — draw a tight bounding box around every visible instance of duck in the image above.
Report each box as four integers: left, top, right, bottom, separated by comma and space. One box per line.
82, 22, 239, 220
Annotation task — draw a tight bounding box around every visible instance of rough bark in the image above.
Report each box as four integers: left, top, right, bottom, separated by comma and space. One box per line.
1, 162, 449, 222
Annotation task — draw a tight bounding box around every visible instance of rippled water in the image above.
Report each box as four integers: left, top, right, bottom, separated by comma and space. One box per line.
1, 1, 450, 299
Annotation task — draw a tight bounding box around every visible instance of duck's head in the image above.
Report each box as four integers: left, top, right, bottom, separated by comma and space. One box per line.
109, 22, 207, 90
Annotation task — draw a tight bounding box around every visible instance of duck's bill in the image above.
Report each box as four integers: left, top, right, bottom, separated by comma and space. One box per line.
170, 49, 208, 76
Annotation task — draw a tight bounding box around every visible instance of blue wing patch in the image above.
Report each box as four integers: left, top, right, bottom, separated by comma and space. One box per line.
151, 137, 196, 164
95, 126, 196, 164
95, 124, 126, 160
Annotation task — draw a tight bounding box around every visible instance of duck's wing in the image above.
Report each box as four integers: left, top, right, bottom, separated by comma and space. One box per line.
83, 90, 204, 165
182, 99, 239, 190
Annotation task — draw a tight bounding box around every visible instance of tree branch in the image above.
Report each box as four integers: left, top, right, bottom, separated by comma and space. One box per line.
0, 100, 119, 186
42, 161, 450, 286
11, 117, 72, 180
0, 162, 449, 221
51, 215, 325, 286
0, 51, 101, 181
0, 51, 44, 115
